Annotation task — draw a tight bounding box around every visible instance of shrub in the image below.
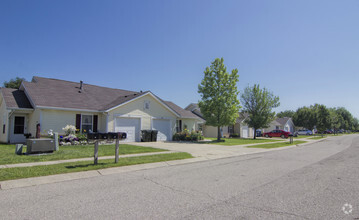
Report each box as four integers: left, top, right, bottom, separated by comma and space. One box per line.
230, 133, 239, 138
173, 130, 204, 141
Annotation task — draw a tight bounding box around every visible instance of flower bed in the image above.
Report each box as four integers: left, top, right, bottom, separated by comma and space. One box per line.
172, 129, 204, 142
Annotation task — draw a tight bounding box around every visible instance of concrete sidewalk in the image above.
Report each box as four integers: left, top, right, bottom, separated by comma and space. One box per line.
0, 137, 327, 190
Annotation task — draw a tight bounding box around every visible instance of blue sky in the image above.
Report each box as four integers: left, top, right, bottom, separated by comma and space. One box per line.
1, 0, 358, 117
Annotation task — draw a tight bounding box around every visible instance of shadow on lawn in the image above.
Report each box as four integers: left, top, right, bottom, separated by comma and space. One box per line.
65, 163, 106, 169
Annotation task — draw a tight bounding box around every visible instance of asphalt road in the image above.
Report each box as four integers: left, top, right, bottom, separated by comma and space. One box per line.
1, 135, 359, 219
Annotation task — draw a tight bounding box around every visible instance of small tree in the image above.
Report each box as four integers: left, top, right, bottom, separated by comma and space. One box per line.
241, 84, 280, 139
198, 58, 241, 141
3, 77, 26, 89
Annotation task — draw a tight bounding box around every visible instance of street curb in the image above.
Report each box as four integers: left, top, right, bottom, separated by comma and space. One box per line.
0, 157, 207, 190
0, 137, 332, 190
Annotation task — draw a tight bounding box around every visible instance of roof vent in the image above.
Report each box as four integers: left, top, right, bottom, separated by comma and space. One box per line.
79, 81, 83, 93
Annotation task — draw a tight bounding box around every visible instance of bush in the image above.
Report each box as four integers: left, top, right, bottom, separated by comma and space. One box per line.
230, 133, 239, 138
173, 130, 204, 141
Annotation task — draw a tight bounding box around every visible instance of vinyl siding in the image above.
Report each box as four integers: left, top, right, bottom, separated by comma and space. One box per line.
107, 94, 177, 139
40, 110, 103, 135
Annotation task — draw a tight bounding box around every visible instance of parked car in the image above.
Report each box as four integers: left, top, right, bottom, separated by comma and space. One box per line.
295, 129, 313, 135
263, 130, 291, 138
323, 130, 333, 134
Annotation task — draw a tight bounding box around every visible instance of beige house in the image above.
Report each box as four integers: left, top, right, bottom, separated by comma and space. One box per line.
185, 103, 254, 138
0, 77, 203, 143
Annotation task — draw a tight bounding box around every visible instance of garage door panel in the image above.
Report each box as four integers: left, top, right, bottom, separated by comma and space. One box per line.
153, 119, 171, 141
115, 118, 140, 142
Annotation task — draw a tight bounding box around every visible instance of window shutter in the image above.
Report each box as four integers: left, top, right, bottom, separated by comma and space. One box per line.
76, 114, 81, 130
93, 115, 98, 132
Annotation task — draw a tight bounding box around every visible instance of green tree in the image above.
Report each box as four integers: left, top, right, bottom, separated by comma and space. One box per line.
3, 77, 26, 89
293, 106, 316, 130
336, 107, 354, 131
198, 58, 241, 141
241, 84, 280, 139
315, 104, 331, 134
276, 110, 295, 118
329, 108, 343, 135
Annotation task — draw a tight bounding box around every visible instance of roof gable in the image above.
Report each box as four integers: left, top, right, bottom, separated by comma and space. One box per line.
0, 88, 33, 109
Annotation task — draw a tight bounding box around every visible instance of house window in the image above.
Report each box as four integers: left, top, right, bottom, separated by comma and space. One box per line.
276, 126, 279, 130
82, 115, 93, 133
14, 116, 25, 134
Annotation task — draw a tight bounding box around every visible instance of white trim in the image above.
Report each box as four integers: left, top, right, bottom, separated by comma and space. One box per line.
7, 108, 34, 111
37, 106, 101, 113
80, 114, 94, 133
105, 92, 180, 117
105, 113, 109, 133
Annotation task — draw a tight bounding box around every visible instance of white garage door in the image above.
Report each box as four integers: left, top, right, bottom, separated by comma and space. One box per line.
152, 119, 171, 141
242, 126, 249, 138
115, 117, 140, 142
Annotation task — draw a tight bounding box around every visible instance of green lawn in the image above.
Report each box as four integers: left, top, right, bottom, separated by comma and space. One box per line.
247, 140, 307, 149
205, 137, 282, 146
0, 144, 167, 165
0, 152, 192, 181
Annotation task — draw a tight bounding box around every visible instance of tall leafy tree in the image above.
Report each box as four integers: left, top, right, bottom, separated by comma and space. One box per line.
276, 110, 295, 118
3, 77, 26, 89
329, 108, 343, 135
241, 84, 280, 139
315, 104, 331, 134
293, 106, 316, 130
336, 107, 354, 130
198, 58, 241, 141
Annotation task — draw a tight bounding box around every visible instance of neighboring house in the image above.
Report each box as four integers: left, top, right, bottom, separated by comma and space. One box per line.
0, 76, 203, 143
262, 117, 295, 134
185, 103, 254, 138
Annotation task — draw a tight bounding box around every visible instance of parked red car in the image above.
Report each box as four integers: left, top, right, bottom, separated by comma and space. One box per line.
263, 129, 291, 138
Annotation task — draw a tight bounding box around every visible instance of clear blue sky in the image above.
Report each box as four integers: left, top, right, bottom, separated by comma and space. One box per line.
1, 0, 358, 117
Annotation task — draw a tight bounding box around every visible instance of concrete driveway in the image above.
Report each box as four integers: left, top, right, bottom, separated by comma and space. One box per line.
131, 138, 320, 159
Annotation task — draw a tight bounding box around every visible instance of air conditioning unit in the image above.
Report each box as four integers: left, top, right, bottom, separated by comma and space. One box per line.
26, 138, 56, 154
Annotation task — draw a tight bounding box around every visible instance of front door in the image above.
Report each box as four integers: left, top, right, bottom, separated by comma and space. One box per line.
10, 115, 27, 143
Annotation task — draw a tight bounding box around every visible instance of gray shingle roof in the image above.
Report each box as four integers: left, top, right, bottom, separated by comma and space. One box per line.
0, 88, 33, 109
163, 101, 203, 120
275, 117, 291, 126
10, 76, 196, 119
23, 76, 138, 111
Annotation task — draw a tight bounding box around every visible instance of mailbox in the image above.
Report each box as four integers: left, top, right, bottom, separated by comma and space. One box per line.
87, 133, 99, 140
88, 132, 126, 140
99, 133, 108, 139
108, 132, 118, 139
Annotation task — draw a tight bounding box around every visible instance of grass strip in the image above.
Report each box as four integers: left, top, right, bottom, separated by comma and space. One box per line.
247, 140, 307, 149
0, 144, 167, 165
205, 137, 281, 146
0, 152, 192, 181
